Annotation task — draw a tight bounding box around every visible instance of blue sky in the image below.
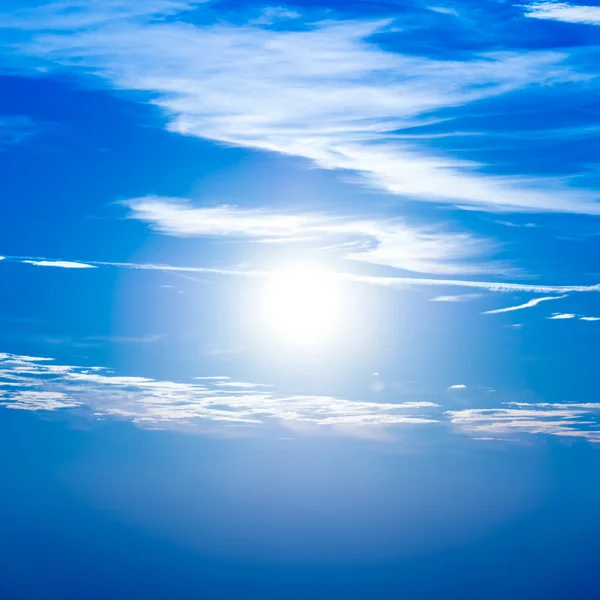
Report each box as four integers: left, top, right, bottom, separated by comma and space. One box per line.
2, 1, 600, 597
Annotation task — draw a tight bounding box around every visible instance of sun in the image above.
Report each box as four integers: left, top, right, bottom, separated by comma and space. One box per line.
261, 264, 343, 346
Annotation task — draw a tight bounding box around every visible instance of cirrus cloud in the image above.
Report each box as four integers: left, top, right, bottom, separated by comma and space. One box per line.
2, 1, 600, 213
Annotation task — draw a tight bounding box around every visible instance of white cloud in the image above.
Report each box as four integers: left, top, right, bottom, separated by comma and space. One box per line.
447, 406, 600, 441
4, 3, 600, 213
524, 3, 600, 25
214, 381, 273, 389
509, 402, 600, 409
449, 384, 467, 390
0, 352, 441, 432
82, 334, 164, 343
483, 294, 567, 315
2, 390, 82, 411
348, 273, 600, 294
4, 253, 600, 296
125, 197, 506, 275
22, 260, 96, 269
5, 350, 600, 443
428, 6, 459, 16
250, 7, 301, 25
546, 313, 600, 321
429, 294, 482, 302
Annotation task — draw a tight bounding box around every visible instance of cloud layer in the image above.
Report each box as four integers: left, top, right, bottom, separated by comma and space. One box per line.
0, 352, 440, 431
3, 1, 600, 213
3, 352, 600, 442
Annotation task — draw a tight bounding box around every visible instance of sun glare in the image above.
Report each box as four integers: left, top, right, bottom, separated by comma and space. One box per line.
261, 265, 343, 346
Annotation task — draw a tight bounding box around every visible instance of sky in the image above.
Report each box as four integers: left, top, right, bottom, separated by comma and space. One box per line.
1, 1, 600, 598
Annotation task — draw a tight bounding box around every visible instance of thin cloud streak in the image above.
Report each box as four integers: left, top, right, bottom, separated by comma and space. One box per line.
348, 273, 600, 294
3, 254, 600, 295
429, 294, 483, 302
482, 294, 567, 315
22, 260, 97, 269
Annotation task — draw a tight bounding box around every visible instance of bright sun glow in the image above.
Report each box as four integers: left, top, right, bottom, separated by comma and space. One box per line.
261, 265, 343, 345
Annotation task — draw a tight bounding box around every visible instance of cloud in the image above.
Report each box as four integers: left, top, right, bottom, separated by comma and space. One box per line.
5, 351, 600, 443
429, 294, 482, 302
523, 3, 600, 25
124, 197, 507, 275
3, 2, 600, 213
250, 7, 301, 25
3, 254, 600, 296
428, 6, 459, 16
483, 294, 567, 315
214, 381, 273, 389
0, 116, 38, 146
3, 0, 204, 30
447, 405, 600, 441
0, 352, 441, 432
449, 384, 467, 390
348, 273, 600, 294
22, 259, 96, 269
81, 334, 164, 344
546, 313, 600, 321
2, 390, 82, 411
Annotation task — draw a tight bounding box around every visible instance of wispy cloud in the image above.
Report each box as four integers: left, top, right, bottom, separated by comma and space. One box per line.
447, 404, 600, 442
81, 334, 164, 344
0, 116, 38, 146
429, 294, 482, 302
483, 294, 567, 315
6, 351, 600, 443
22, 259, 96, 269
348, 273, 600, 294
3, 2, 600, 213
214, 381, 273, 389
3, 254, 600, 295
3, 0, 204, 30
428, 6, 459, 16
524, 3, 600, 25
125, 197, 506, 275
0, 352, 441, 432
547, 313, 600, 320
